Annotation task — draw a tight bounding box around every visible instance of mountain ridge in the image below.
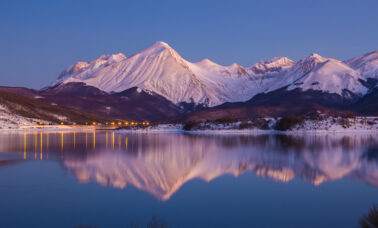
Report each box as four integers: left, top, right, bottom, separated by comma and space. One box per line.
51, 42, 377, 108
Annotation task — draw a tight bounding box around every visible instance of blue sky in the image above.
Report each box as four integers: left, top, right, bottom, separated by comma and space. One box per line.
0, 0, 377, 89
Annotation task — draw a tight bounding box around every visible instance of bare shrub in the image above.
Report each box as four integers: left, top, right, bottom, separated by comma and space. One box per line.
183, 121, 197, 131
239, 122, 253, 129
275, 115, 305, 131
359, 205, 378, 228
339, 117, 351, 128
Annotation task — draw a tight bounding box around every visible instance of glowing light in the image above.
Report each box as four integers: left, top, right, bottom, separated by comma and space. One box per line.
105, 132, 108, 148
46, 133, 49, 156
125, 137, 128, 150
23, 133, 26, 160
93, 131, 96, 150
60, 122, 64, 125
111, 132, 115, 150
118, 134, 121, 150
40, 132, 43, 160
92, 122, 96, 126
34, 133, 37, 160
61, 132, 64, 152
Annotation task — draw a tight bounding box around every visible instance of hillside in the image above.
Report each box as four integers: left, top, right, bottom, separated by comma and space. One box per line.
0, 90, 122, 129
1, 83, 182, 122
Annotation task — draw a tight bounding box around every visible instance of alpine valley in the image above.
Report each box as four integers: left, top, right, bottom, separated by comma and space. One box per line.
1, 41, 377, 129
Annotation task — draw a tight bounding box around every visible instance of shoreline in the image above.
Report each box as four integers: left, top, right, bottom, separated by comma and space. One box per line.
115, 126, 378, 135
2, 126, 377, 135
115, 116, 378, 135
0, 125, 106, 133
2, 116, 378, 135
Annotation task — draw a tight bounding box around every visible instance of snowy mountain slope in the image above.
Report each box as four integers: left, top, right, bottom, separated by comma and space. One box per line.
53, 42, 376, 107
57, 53, 126, 82
344, 51, 378, 80
58, 42, 224, 106
288, 58, 367, 95
263, 54, 367, 96
250, 57, 294, 74
52, 42, 292, 106
266, 53, 330, 90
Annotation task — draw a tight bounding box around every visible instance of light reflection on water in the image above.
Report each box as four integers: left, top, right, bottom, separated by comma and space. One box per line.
0, 131, 377, 227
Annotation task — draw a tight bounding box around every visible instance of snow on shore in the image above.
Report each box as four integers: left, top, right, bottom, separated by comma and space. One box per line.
0, 104, 98, 132
0, 104, 46, 130
116, 117, 378, 134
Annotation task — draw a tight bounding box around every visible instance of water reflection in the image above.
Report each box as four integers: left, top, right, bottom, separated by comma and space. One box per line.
0, 132, 377, 200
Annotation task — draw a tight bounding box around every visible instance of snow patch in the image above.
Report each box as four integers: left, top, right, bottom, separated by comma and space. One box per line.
0, 105, 48, 129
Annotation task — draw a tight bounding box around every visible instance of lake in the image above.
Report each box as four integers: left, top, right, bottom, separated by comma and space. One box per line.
0, 131, 377, 228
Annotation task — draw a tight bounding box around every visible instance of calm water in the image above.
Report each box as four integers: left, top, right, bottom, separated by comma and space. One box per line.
0, 131, 377, 228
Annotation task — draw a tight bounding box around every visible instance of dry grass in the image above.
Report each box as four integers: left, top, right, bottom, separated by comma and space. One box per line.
0, 90, 122, 124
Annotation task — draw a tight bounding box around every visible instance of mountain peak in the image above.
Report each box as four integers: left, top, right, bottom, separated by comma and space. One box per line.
71, 61, 90, 73
90, 53, 126, 63
56, 53, 126, 81
112, 52, 127, 59
230, 63, 241, 67
196, 58, 219, 66
153, 41, 170, 48
58, 61, 89, 79
148, 41, 173, 52
268, 57, 295, 67
358, 50, 378, 62
365, 50, 378, 57
269, 56, 294, 62
309, 53, 322, 58
251, 56, 294, 74
299, 53, 329, 65
344, 50, 378, 79
140, 41, 181, 58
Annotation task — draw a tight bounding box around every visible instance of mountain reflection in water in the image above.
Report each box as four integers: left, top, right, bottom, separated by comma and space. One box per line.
0, 132, 377, 200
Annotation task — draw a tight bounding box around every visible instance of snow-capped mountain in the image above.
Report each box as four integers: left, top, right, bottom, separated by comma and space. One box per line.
54, 42, 262, 106
58, 53, 126, 81
250, 56, 294, 74
52, 42, 377, 107
344, 51, 378, 80
266, 54, 368, 96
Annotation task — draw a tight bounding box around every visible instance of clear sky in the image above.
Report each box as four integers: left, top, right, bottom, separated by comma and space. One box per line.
0, 0, 377, 89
